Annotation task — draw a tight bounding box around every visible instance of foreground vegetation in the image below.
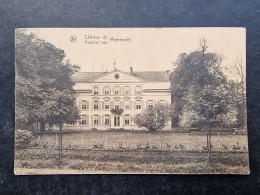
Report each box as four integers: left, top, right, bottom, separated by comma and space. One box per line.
15, 148, 249, 175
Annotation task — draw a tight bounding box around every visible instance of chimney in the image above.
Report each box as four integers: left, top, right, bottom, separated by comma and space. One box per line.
130, 67, 133, 75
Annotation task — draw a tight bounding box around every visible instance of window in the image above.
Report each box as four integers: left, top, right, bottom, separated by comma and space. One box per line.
82, 100, 87, 110
148, 100, 154, 110
104, 101, 110, 110
136, 100, 142, 109
69, 121, 76, 126
105, 115, 110, 125
81, 115, 87, 125
94, 115, 99, 125
94, 101, 99, 110
124, 86, 130, 95
125, 115, 130, 125
136, 86, 142, 95
104, 86, 110, 95
114, 86, 120, 95
114, 101, 120, 109
93, 86, 98, 95
124, 101, 130, 110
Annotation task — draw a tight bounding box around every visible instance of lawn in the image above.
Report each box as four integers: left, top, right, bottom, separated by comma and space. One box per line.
14, 131, 250, 175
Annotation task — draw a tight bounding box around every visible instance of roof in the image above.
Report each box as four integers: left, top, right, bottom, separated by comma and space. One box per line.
72, 70, 169, 82
132, 71, 169, 82
72, 72, 107, 82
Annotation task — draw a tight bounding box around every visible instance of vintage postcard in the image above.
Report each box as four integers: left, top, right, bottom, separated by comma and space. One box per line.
14, 28, 249, 175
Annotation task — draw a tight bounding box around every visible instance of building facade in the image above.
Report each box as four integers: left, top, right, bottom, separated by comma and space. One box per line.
64, 68, 171, 130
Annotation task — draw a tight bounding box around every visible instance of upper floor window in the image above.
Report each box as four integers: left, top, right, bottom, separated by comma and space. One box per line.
148, 100, 154, 110
124, 101, 130, 110
114, 101, 120, 109
136, 100, 142, 109
124, 86, 130, 95
114, 86, 120, 95
93, 86, 99, 95
104, 86, 110, 95
104, 101, 110, 110
136, 86, 142, 95
94, 101, 99, 110
82, 100, 87, 110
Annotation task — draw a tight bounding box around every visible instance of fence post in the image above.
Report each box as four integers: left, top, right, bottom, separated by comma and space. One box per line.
105, 132, 108, 149
81, 132, 83, 148
130, 131, 133, 149
187, 133, 190, 150
55, 133, 58, 146
160, 132, 162, 150
218, 132, 221, 149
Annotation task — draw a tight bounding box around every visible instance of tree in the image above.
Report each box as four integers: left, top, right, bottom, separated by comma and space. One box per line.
170, 38, 230, 162
234, 58, 246, 129
15, 30, 80, 136
134, 103, 171, 132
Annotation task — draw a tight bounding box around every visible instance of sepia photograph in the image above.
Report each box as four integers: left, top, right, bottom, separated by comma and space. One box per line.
14, 28, 249, 175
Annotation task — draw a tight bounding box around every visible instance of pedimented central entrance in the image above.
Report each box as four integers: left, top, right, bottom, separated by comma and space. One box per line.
114, 116, 120, 127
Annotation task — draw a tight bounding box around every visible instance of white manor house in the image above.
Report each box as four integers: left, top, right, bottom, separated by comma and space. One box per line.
64, 68, 171, 130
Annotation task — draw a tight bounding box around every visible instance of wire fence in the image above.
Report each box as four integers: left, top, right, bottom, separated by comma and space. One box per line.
27, 131, 248, 152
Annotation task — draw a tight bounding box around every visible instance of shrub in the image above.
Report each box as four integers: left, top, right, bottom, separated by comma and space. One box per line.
92, 143, 104, 149
91, 128, 98, 132
108, 128, 129, 132
15, 129, 34, 148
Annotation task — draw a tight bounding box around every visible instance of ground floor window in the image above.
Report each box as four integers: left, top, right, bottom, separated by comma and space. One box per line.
125, 115, 130, 125
69, 121, 76, 126
94, 115, 99, 125
81, 115, 87, 125
105, 115, 110, 125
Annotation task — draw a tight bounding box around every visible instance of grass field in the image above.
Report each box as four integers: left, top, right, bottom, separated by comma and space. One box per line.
14, 131, 250, 175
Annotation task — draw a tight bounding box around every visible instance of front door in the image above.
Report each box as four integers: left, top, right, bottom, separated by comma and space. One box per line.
114, 116, 120, 127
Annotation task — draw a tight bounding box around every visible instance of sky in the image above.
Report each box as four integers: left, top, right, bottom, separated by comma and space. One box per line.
24, 28, 246, 80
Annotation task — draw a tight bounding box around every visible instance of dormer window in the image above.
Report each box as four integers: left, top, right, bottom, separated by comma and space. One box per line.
104, 86, 110, 95
114, 86, 120, 95
124, 86, 130, 95
93, 86, 98, 95
136, 86, 142, 95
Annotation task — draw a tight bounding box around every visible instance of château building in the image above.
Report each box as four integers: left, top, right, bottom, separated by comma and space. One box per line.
64, 68, 171, 130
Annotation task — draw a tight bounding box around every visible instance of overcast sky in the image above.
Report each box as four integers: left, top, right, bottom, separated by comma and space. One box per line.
24, 28, 245, 79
